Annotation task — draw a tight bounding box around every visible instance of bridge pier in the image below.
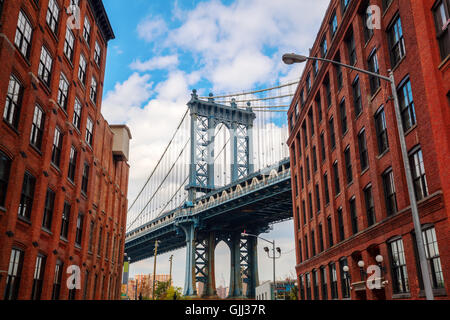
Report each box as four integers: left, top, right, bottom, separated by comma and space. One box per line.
178, 222, 196, 296
195, 232, 217, 298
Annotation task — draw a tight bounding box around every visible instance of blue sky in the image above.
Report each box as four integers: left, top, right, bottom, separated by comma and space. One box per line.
100, 0, 330, 291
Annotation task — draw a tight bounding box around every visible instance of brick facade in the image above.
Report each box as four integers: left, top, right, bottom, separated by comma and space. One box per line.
287, 0, 450, 300
0, 0, 130, 300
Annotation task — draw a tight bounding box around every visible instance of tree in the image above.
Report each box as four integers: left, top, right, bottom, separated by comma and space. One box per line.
154, 281, 170, 300
289, 285, 299, 300
164, 286, 184, 300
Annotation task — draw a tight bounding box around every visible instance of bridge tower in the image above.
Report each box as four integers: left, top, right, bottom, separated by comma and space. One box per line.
179, 90, 259, 298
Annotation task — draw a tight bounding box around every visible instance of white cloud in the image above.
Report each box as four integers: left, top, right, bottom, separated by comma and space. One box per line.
130, 55, 180, 72
137, 16, 168, 42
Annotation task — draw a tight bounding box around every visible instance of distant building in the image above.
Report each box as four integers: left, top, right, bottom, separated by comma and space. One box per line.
216, 285, 229, 299
255, 280, 296, 300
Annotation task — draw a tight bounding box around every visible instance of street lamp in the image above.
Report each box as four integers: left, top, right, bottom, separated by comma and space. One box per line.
283, 52, 434, 300
241, 232, 281, 300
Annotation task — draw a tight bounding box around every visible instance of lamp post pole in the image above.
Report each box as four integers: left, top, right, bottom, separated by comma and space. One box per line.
282, 53, 434, 300
169, 255, 173, 287
152, 240, 160, 300
241, 232, 281, 300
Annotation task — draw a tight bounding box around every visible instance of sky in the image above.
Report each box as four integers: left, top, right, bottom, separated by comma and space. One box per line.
100, 0, 330, 291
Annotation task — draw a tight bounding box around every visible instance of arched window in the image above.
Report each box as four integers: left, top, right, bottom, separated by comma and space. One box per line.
0, 151, 12, 207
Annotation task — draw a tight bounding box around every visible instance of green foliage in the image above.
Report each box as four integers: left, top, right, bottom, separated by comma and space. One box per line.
164, 286, 184, 300
154, 281, 170, 300
289, 285, 299, 300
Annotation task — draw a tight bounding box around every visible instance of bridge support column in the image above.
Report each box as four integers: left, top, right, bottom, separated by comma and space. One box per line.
244, 235, 259, 298
195, 232, 217, 298
228, 232, 243, 298
179, 222, 196, 296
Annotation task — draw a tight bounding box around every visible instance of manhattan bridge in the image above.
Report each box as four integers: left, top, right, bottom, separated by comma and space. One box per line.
124, 80, 299, 298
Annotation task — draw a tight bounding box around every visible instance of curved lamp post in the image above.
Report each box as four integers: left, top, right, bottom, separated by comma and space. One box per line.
282, 53, 434, 300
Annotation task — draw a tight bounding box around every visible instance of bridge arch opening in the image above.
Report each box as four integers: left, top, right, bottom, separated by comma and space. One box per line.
214, 240, 231, 299
213, 124, 231, 188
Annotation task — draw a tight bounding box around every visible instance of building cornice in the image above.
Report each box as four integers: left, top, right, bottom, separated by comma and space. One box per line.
87, 0, 115, 42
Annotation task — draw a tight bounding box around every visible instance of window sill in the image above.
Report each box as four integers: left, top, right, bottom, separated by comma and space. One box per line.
2, 120, 20, 136
392, 293, 411, 299
41, 227, 52, 235
74, 244, 81, 250
437, 54, 450, 70
370, 87, 382, 102
0, 206, 6, 213
29, 144, 43, 157
419, 288, 446, 297
376, 148, 390, 160
50, 162, 61, 174
60, 237, 68, 243
404, 124, 417, 137
17, 215, 32, 225
360, 167, 369, 177
391, 55, 406, 73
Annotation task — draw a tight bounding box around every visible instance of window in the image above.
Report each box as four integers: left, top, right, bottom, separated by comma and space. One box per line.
18, 172, 36, 220
330, 11, 338, 37
304, 234, 309, 260
346, 31, 356, 66
363, 4, 374, 42
299, 275, 305, 300
305, 273, 312, 300
38, 46, 53, 87
368, 49, 380, 95
57, 73, 69, 110
349, 197, 358, 234
308, 192, 313, 219
306, 156, 311, 182
344, 146, 352, 184
0, 151, 12, 207
294, 174, 299, 197
409, 147, 428, 200
312, 146, 318, 172
364, 185, 376, 226
308, 109, 314, 136
324, 173, 330, 205
75, 213, 84, 246
324, 78, 332, 107
78, 54, 87, 84
64, 28, 75, 61
397, 78, 417, 131
302, 122, 308, 148
51, 127, 63, 167
298, 239, 302, 263
316, 95, 322, 122
339, 258, 350, 298
320, 266, 328, 300
321, 36, 328, 57
31, 254, 46, 300
83, 16, 91, 44
30, 105, 45, 150
98, 226, 103, 256
339, 99, 347, 135
329, 263, 338, 299
300, 167, 304, 189
333, 161, 340, 195
306, 73, 311, 92
94, 41, 102, 66
42, 188, 55, 230
422, 226, 445, 289
388, 238, 410, 294
313, 59, 319, 76
90, 77, 98, 104
300, 90, 305, 107
52, 260, 63, 300
86, 117, 94, 146
315, 183, 321, 212
68, 146, 77, 182
374, 107, 389, 154
327, 216, 334, 247
329, 117, 336, 150
352, 76, 362, 116
106, 232, 111, 260
83, 270, 89, 300
46, 0, 60, 34
302, 200, 306, 225
387, 15, 406, 66
313, 269, 319, 300
358, 129, 369, 171
60, 202, 70, 239
382, 0, 393, 11
341, 0, 350, 12
88, 220, 95, 253
382, 168, 397, 216
311, 230, 316, 256
3, 75, 23, 129
15, 11, 33, 58
4, 248, 24, 300
319, 223, 324, 252
73, 98, 82, 130
81, 162, 89, 194
337, 207, 345, 241
433, 0, 450, 60
320, 132, 326, 162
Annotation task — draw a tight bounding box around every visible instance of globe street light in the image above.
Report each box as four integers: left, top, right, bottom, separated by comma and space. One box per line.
242, 232, 281, 300
283, 52, 434, 300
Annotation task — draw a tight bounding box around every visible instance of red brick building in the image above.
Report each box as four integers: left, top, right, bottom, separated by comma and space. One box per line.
287, 0, 450, 300
0, 0, 131, 300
